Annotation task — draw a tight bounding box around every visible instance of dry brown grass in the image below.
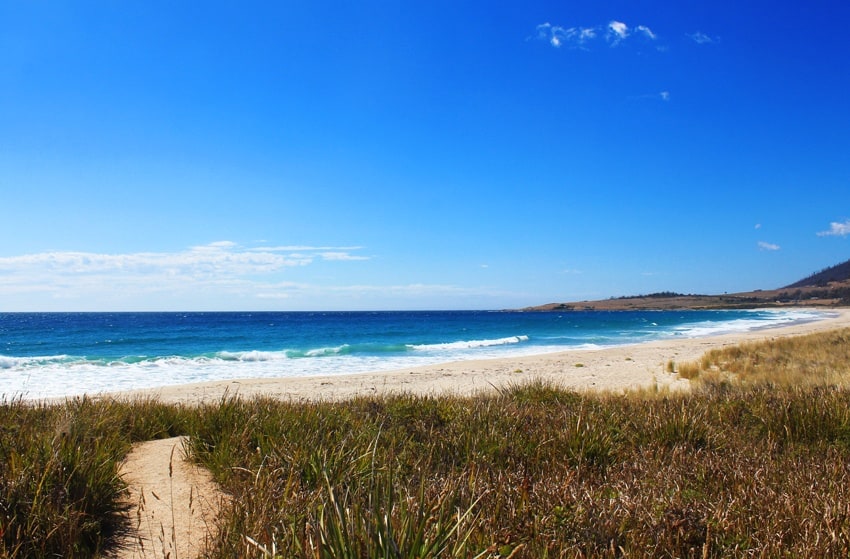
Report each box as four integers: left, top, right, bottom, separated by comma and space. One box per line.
679, 327, 850, 387
191, 381, 850, 557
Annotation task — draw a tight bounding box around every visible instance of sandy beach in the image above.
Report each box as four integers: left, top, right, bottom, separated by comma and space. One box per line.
109, 308, 850, 405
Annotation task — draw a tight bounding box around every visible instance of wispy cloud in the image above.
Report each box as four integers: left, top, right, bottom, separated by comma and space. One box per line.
0, 242, 372, 307
320, 251, 370, 262
0, 243, 521, 310
631, 91, 670, 102
818, 220, 850, 237
758, 241, 781, 251
535, 23, 597, 48
688, 31, 717, 45
255, 281, 483, 300
535, 20, 657, 50
248, 245, 364, 253
0, 242, 345, 276
635, 25, 657, 40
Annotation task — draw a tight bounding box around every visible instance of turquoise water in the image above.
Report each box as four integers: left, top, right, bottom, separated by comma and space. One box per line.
0, 309, 827, 399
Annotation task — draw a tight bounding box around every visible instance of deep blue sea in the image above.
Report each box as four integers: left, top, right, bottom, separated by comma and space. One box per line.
0, 309, 827, 399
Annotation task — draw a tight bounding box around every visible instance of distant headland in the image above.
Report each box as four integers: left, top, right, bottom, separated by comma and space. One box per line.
525, 259, 850, 311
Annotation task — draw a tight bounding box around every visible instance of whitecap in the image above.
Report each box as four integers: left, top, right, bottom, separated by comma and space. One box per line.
408, 335, 529, 351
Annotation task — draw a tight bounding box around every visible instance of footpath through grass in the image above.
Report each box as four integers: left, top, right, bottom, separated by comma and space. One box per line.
3, 328, 850, 558
0, 397, 192, 557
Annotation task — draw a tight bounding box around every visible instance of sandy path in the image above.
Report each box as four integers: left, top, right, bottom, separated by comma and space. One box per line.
117, 437, 224, 559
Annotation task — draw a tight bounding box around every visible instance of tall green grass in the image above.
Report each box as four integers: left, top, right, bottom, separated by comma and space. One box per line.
4, 328, 850, 557
0, 396, 193, 558
191, 384, 850, 558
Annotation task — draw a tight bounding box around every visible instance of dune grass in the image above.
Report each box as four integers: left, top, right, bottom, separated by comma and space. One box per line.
0, 396, 193, 557
681, 327, 850, 388
3, 328, 850, 557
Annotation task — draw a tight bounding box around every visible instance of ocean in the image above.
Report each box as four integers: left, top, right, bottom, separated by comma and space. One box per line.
0, 309, 827, 400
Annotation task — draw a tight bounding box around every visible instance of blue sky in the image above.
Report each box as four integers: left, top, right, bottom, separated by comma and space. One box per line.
1, 1, 849, 311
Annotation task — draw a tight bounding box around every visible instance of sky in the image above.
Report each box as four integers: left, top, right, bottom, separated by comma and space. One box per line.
1, 1, 849, 311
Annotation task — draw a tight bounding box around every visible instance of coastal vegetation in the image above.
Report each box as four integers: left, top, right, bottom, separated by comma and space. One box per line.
4, 328, 850, 557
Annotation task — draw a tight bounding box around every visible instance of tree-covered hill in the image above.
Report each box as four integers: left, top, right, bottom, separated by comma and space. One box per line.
785, 259, 850, 288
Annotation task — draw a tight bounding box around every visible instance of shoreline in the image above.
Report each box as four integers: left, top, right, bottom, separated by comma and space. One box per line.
106, 308, 850, 405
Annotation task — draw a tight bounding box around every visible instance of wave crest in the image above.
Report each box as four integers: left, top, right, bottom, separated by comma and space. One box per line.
409, 335, 529, 351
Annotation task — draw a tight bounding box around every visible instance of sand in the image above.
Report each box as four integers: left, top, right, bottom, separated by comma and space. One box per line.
117, 437, 224, 559
114, 308, 850, 406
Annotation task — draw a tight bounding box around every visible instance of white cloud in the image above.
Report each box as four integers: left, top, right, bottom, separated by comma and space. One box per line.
248, 245, 363, 252
536, 23, 597, 48
818, 220, 850, 237
535, 20, 656, 50
607, 21, 629, 43
755, 223, 762, 229
758, 241, 781, 251
688, 31, 716, 44
0, 242, 540, 311
193, 240, 237, 250
0, 242, 372, 309
635, 25, 657, 40
536, 23, 560, 47
320, 251, 370, 261
0, 247, 281, 281
579, 28, 597, 42
632, 91, 670, 102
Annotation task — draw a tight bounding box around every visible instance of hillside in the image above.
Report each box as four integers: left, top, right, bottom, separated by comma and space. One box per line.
785, 258, 850, 288
525, 259, 850, 311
